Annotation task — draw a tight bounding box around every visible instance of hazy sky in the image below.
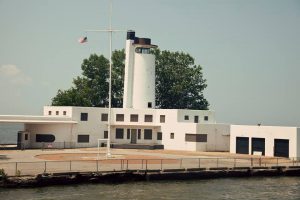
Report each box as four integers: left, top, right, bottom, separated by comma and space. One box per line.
0, 0, 299, 127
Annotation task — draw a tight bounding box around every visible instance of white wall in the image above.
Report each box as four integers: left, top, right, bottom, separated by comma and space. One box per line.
43, 106, 73, 117
177, 109, 216, 123
197, 124, 230, 152
230, 125, 298, 158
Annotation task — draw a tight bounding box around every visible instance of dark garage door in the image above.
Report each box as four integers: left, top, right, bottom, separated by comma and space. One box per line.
274, 139, 289, 158
236, 137, 249, 154
252, 138, 265, 155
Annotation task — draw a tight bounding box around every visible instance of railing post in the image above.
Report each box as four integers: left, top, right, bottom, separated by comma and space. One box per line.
292, 158, 295, 166
277, 158, 279, 166
69, 160, 72, 171
198, 158, 201, 168
44, 161, 47, 173
217, 158, 219, 168
251, 158, 253, 167
180, 159, 182, 169
15, 162, 18, 175
161, 159, 163, 171
234, 158, 236, 168
141, 159, 143, 169
127, 159, 128, 170
146, 160, 148, 171
96, 160, 99, 172
259, 158, 261, 167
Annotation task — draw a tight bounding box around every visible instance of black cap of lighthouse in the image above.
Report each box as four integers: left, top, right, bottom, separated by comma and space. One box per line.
123, 30, 157, 109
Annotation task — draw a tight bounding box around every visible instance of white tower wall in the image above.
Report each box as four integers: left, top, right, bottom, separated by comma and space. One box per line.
123, 39, 135, 108
132, 53, 155, 109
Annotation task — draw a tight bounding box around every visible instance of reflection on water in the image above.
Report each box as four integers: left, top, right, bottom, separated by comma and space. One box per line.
1, 177, 300, 200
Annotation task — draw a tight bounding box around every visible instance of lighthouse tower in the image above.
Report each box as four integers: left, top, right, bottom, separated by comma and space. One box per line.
123, 31, 157, 109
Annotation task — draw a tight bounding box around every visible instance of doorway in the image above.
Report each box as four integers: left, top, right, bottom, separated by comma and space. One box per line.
131, 129, 137, 144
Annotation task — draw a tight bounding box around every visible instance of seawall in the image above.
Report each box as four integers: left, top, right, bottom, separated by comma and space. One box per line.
1, 166, 300, 188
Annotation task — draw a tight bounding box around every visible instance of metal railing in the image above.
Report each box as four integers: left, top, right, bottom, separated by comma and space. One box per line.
0, 157, 299, 176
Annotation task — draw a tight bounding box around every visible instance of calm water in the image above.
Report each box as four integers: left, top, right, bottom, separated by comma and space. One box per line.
0, 177, 300, 200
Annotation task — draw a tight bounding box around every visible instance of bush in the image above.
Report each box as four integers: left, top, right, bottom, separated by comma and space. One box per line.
0, 168, 7, 180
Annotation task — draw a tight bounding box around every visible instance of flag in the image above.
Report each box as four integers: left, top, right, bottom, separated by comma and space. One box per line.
78, 36, 88, 44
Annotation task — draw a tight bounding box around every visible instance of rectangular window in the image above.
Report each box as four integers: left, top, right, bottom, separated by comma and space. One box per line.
101, 113, 108, 121
157, 132, 162, 140
184, 115, 189, 120
56, 111, 59, 115
130, 114, 138, 122
81, 113, 88, 121
148, 102, 152, 108
116, 114, 124, 122
78, 135, 90, 143
170, 133, 174, 139
116, 128, 124, 139
204, 116, 209, 121
194, 116, 199, 123
104, 131, 108, 139
160, 115, 165, 123
144, 115, 153, 122
127, 129, 130, 139
48, 111, 52, 115
144, 129, 152, 140
138, 129, 141, 139
63, 111, 67, 115
24, 134, 28, 141
185, 134, 207, 142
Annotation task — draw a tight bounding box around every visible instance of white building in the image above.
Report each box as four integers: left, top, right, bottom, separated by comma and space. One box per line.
0, 31, 299, 159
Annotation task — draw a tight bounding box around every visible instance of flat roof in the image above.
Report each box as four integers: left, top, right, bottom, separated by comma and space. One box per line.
0, 115, 77, 124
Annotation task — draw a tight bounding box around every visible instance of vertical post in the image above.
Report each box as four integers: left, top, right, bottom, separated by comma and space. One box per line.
198, 158, 201, 168
146, 159, 148, 171
217, 158, 219, 168
96, 160, 99, 172
251, 158, 253, 167
69, 160, 72, 171
180, 159, 182, 169
259, 158, 261, 167
161, 159, 163, 171
127, 159, 128, 170
234, 158, 236, 168
277, 158, 279, 167
15, 162, 18, 175
292, 158, 295, 166
44, 161, 47, 173
141, 159, 143, 170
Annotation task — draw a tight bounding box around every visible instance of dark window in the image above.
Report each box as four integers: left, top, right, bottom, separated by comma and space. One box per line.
144, 115, 153, 122
236, 137, 249, 154
77, 135, 89, 143
36, 134, 55, 142
194, 116, 199, 123
204, 116, 209, 121
274, 139, 289, 158
56, 111, 59, 115
81, 113, 88, 121
185, 134, 207, 142
148, 102, 152, 108
48, 111, 52, 115
25, 134, 28, 141
101, 113, 108, 121
104, 131, 108, 139
184, 115, 189, 120
116, 114, 124, 121
116, 128, 124, 139
160, 115, 165, 123
138, 129, 141, 139
127, 129, 130, 139
170, 133, 174, 139
63, 111, 67, 115
130, 114, 138, 122
144, 129, 152, 140
157, 132, 162, 140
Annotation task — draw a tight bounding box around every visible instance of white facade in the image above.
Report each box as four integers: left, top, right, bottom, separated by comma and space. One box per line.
230, 125, 300, 158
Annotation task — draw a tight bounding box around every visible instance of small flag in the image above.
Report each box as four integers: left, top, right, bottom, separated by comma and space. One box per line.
78, 36, 88, 44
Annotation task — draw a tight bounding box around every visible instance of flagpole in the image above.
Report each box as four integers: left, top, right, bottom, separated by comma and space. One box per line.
83, 0, 126, 158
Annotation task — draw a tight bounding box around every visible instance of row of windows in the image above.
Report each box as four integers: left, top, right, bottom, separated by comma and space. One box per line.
81, 112, 166, 123
109, 128, 162, 141
184, 115, 209, 122
48, 111, 67, 116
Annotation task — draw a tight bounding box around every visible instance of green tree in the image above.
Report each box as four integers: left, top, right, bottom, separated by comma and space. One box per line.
51, 49, 209, 110
154, 49, 209, 109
